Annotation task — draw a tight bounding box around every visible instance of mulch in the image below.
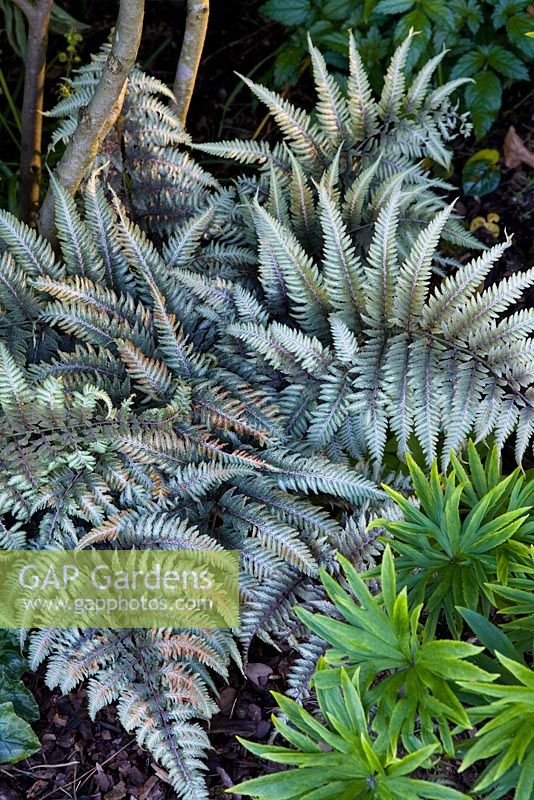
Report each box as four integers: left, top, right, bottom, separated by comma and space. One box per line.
0, 641, 289, 800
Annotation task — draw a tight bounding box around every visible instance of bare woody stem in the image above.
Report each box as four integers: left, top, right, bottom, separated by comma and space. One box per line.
16, 0, 54, 226
38, 0, 145, 241
10, 0, 33, 18
173, 0, 209, 127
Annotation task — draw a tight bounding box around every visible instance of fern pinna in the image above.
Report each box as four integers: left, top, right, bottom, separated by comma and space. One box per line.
0, 174, 380, 798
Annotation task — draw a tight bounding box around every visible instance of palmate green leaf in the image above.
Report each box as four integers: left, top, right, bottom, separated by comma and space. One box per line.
486, 44, 529, 80
373, 445, 533, 636
296, 547, 492, 752
0, 633, 39, 725
232, 665, 469, 799
273, 43, 304, 85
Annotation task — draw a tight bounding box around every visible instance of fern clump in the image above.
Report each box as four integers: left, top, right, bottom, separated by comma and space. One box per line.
226, 186, 534, 466
197, 31, 480, 259
196, 35, 534, 467
0, 165, 385, 797
198, 31, 471, 172
46, 46, 222, 235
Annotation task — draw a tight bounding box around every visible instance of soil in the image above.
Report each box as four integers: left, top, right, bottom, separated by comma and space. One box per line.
0, 641, 287, 799
451, 86, 534, 299
0, 1, 531, 797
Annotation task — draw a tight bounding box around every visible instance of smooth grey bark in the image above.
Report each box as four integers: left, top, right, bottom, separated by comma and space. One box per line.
173, 0, 209, 127
38, 0, 145, 241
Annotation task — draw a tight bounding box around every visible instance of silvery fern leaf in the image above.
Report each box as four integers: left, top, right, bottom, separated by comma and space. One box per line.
347, 33, 379, 141
308, 35, 350, 147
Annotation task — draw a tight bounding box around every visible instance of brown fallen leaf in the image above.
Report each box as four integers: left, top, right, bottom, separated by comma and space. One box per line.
104, 779, 127, 800
503, 126, 534, 169
218, 686, 237, 715
95, 762, 113, 792
245, 662, 272, 688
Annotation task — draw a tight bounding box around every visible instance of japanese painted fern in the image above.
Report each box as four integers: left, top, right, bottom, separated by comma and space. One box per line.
0, 178, 380, 800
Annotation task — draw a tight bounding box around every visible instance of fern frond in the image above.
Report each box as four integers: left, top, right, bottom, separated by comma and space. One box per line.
308, 36, 350, 147
253, 201, 330, 337
347, 32, 379, 140
237, 73, 327, 169
50, 176, 106, 282
0, 210, 62, 279
378, 32, 414, 119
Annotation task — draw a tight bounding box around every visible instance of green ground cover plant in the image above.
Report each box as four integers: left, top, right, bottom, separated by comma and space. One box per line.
260, 0, 534, 137
235, 543, 534, 800
0, 631, 40, 764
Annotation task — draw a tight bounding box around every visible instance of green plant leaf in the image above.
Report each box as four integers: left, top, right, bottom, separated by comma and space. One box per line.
0, 702, 40, 765
486, 44, 529, 79
507, 12, 534, 57
323, 0, 354, 21
465, 71, 502, 138
260, 0, 311, 26
462, 0, 484, 34
375, 0, 415, 14
457, 607, 520, 661
273, 44, 304, 85
0, 633, 26, 678
0, 673, 39, 722
450, 49, 486, 78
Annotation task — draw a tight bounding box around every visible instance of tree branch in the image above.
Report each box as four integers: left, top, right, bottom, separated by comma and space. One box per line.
173, 0, 209, 127
38, 0, 145, 241
18, 0, 54, 225
9, 0, 34, 20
